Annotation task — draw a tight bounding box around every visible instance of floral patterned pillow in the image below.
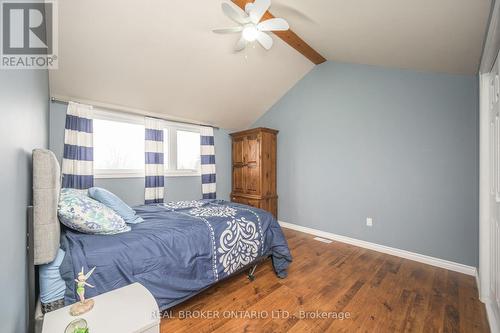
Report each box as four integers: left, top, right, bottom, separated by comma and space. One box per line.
58, 188, 131, 235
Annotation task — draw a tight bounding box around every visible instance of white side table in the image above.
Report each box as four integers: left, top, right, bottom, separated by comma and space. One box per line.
42, 283, 160, 333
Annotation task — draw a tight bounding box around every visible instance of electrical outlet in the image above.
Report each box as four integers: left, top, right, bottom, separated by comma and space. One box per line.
366, 217, 373, 227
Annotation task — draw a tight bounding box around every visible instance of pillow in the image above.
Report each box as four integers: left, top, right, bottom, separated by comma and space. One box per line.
88, 187, 144, 224
39, 248, 66, 304
58, 188, 130, 234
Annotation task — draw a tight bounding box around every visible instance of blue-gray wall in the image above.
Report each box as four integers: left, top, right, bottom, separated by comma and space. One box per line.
0, 71, 49, 332
254, 61, 479, 267
49, 102, 231, 205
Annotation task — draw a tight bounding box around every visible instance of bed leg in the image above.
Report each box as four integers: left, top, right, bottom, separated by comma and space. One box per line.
248, 265, 257, 281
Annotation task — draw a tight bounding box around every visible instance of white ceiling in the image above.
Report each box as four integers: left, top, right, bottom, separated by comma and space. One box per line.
272, 0, 491, 75
50, 0, 492, 129
49, 0, 314, 130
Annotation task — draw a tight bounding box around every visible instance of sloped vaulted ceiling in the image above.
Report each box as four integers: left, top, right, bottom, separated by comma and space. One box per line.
271, 0, 491, 75
50, 0, 491, 129
49, 0, 314, 130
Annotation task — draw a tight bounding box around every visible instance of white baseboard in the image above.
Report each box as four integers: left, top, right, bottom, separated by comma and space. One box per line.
279, 220, 477, 276
476, 270, 481, 301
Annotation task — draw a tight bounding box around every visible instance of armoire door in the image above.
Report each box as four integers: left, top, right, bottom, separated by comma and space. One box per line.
244, 134, 260, 195
232, 137, 245, 193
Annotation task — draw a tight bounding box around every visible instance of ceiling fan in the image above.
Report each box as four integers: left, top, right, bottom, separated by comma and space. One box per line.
213, 0, 290, 51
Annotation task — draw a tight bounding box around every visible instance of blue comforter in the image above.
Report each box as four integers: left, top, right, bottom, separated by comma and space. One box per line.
59, 200, 292, 310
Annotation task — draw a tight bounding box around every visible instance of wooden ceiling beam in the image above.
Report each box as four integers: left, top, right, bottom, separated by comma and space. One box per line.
231, 0, 326, 65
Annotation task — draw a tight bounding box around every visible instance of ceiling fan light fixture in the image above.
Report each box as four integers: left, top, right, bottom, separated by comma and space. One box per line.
242, 25, 258, 42
214, 0, 288, 51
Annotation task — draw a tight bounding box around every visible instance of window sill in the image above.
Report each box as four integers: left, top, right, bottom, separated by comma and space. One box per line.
95, 172, 144, 179
165, 171, 201, 177
94, 170, 200, 179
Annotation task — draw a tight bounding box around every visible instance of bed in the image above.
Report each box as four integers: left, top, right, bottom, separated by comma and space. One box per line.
31, 149, 292, 314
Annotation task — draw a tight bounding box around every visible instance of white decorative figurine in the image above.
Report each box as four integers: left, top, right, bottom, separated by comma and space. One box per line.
70, 267, 96, 316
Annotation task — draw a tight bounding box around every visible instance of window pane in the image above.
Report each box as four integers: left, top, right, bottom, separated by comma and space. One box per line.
94, 119, 144, 170
177, 130, 200, 171
163, 129, 169, 170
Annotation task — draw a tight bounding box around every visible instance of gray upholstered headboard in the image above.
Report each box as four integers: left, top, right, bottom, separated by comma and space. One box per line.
32, 149, 61, 265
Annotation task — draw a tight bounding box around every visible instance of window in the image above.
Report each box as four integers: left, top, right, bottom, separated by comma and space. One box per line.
94, 116, 144, 178
92, 110, 201, 178
164, 124, 201, 176
177, 130, 201, 171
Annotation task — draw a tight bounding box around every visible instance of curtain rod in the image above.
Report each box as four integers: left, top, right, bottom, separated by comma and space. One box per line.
50, 96, 220, 130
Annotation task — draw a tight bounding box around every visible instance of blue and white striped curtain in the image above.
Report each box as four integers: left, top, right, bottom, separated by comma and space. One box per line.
61, 102, 94, 189
144, 117, 164, 204
200, 126, 216, 199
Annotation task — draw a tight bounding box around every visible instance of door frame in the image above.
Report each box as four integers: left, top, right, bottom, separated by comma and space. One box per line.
478, 2, 500, 331
479, 72, 491, 302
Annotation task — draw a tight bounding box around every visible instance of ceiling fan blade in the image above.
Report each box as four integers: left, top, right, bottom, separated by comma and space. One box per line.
221, 2, 250, 25
257, 18, 289, 31
234, 36, 247, 52
256, 31, 273, 50
213, 27, 243, 34
248, 0, 271, 24
245, 3, 254, 14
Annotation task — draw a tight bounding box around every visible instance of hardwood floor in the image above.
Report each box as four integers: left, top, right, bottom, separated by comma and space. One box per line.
161, 228, 489, 333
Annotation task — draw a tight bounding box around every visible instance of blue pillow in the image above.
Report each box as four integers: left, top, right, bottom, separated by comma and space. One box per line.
88, 187, 144, 224
39, 248, 66, 304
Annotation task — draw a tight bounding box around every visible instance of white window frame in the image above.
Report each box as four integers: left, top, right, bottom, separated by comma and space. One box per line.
163, 121, 201, 177
93, 110, 202, 178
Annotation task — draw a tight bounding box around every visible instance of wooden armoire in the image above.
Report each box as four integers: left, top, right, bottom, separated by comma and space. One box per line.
230, 127, 278, 217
